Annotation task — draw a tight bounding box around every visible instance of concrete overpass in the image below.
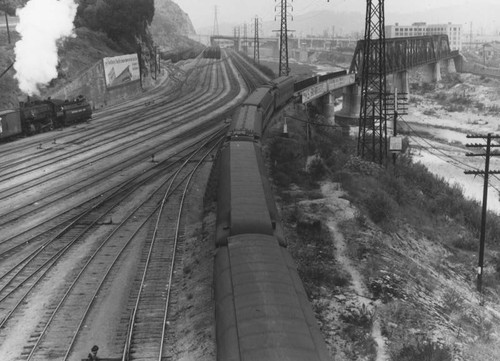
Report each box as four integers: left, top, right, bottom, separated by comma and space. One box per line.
292, 34, 463, 123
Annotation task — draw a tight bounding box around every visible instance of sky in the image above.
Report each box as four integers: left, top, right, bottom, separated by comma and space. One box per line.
173, 0, 496, 33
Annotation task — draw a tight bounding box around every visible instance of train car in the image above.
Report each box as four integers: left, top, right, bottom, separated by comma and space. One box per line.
318, 69, 347, 82
214, 234, 331, 361
227, 105, 263, 140
214, 74, 331, 360
203, 46, 222, 59
243, 88, 274, 125
0, 109, 22, 140
294, 76, 318, 93
216, 140, 275, 246
269, 75, 295, 109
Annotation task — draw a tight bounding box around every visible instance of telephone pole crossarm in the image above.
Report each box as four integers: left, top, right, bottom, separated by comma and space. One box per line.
464, 170, 500, 175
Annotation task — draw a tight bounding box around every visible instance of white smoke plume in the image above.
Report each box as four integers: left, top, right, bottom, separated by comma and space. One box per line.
14, 0, 78, 95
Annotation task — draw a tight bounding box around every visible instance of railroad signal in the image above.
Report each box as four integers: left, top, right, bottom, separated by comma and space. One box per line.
465, 133, 500, 294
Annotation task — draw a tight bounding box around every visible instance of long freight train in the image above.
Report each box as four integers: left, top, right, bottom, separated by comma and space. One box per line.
0, 96, 92, 140
214, 75, 331, 360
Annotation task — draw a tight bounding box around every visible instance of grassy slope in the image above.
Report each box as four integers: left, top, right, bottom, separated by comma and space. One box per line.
264, 90, 500, 360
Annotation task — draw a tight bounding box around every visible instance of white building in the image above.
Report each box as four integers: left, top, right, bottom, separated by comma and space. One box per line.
385, 22, 462, 50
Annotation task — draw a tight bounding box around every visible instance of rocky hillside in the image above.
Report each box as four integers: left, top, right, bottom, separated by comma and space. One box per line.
150, 0, 196, 51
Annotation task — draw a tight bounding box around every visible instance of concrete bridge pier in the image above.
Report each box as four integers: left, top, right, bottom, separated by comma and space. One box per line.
453, 55, 464, 73
335, 84, 361, 123
321, 92, 336, 123
391, 71, 409, 95
444, 58, 456, 73
423, 62, 441, 83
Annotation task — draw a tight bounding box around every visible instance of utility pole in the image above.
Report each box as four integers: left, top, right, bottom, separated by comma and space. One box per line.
358, 0, 388, 164
274, 0, 294, 76
465, 134, 500, 294
253, 16, 261, 64
157, 46, 161, 74
469, 22, 473, 49
243, 23, 248, 55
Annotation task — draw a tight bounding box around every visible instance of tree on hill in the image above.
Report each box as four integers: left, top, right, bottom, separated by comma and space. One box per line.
0, 0, 26, 15
75, 0, 154, 48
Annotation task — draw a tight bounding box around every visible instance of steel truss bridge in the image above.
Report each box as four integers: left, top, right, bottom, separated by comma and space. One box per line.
349, 34, 461, 75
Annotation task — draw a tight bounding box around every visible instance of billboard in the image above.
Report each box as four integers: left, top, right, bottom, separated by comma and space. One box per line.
301, 73, 356, 103
103, 54, 140, 88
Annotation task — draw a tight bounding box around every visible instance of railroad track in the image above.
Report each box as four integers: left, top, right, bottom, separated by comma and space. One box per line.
0, 127, 226, 361
0, 54, 243, 243
120, 142, 216, 361
0, 57, 221, 179
0, 50, 250, 360
229, 50, 270, 91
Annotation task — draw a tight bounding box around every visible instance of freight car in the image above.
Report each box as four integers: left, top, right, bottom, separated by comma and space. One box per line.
203, 46, 222, 59
0, 96, 92, 140
0, 109, 22, 139
214, 74, 330, 360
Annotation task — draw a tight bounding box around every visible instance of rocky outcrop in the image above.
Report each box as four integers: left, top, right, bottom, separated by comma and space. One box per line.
150, 0, 196, 49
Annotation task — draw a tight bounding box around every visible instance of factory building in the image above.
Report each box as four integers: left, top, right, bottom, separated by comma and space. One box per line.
385, 22, 462, 50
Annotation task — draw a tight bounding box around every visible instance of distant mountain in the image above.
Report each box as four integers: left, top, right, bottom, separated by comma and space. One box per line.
197, 11, 365, 38
195, 3, 500, 38
262, 11, 365, 38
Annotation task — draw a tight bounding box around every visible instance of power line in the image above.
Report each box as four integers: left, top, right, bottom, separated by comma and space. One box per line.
402, 120, 500, 194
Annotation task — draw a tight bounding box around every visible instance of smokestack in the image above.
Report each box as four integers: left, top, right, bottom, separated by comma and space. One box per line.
14, 0, 78, 95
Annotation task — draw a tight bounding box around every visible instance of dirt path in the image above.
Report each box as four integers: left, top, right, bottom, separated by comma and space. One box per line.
320, 182, 388, 361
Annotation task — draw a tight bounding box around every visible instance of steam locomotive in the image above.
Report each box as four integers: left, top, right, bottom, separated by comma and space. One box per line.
0, 95, 92, 140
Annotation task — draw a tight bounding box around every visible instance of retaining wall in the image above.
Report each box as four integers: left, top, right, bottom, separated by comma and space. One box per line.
49, 60, 148, 110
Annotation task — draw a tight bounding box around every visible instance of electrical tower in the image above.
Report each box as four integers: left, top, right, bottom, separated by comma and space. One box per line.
357, 0, 388, 164
233, 26, 241, 51
253, 16, 261, 64
243, 23, 248, 54
275, 0, 293, 76
212, 6, 219, 36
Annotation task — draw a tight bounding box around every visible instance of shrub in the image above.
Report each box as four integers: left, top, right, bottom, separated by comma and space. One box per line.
369, 271, 406, 302
423, 108, 437, 116
273, 170, 291, 187
340, 303, 374, 329
441, 289, 463, 314
307, 157, 326, 181
452, 235, 477, 251
394, 339, 453, 361
363, 190, 397, 224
